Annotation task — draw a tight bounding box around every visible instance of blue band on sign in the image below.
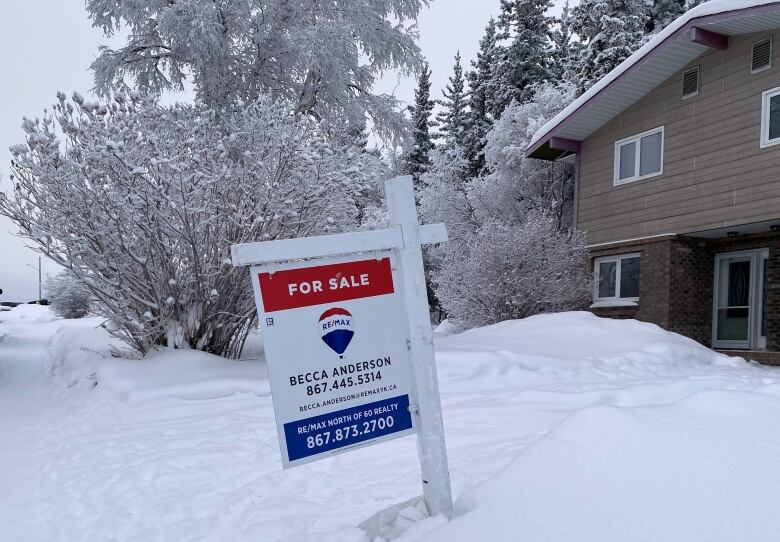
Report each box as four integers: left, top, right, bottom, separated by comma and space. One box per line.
284, 395, 413, 462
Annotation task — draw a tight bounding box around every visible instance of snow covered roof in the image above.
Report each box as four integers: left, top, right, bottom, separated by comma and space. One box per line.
527, 0, 780, 160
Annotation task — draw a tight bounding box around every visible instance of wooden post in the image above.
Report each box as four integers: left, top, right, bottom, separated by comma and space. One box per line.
385, 175, 454, 518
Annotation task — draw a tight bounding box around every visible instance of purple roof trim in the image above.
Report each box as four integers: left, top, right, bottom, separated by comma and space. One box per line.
691, 27, 729, 49
526, 2, 780, 159
549, 137, 581, 154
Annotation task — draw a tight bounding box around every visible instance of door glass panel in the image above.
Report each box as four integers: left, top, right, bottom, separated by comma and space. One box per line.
619, 142, 636, 180
717, 308, 750, 341
620, 257, 640, 298
716, 258, 751, 343
599, 261, 616, 298
639, 131, 662, 176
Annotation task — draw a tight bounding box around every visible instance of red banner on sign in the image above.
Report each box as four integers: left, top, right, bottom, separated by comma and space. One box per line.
259, 258, 395, 312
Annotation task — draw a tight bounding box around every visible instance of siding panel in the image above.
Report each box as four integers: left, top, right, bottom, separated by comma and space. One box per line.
579, 30, 780, 245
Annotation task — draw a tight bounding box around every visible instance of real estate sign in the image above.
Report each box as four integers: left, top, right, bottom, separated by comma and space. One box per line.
232, 175, 453, 517
250, 253, 416, 467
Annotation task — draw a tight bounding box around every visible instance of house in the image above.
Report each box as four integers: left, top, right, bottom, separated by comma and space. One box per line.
527, 0, 780, 363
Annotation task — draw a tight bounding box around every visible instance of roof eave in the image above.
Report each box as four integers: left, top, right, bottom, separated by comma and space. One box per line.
526, 2, 780, 161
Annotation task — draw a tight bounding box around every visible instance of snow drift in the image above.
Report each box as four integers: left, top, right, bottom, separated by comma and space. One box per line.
4, 308, 780, 541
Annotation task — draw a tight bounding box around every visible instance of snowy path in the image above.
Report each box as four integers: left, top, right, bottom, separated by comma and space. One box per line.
0, 313, 60, 541
2, 308, 780, 541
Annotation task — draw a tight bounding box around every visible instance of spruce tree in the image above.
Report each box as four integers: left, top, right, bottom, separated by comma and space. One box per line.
550, 0, 580, 85
646, 0, 683, 33
406, 63, 436, 186
465, 17, 500, 177
436, 51, 469, 149
571, 0, 648, 95
490, 0, 555, 116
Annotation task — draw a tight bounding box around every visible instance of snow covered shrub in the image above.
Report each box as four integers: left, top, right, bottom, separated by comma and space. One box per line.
1, 93, 379, 357
45, 271, 92, 319
435, 214, 591, 330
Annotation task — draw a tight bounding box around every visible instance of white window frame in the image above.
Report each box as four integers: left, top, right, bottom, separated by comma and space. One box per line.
613, 126, 665, 186
751, 36, 773, 75
592, 253, 640, 307
761, 85, 780, 148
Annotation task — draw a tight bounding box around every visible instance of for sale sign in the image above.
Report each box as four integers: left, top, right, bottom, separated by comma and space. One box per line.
250, 252, 416, 468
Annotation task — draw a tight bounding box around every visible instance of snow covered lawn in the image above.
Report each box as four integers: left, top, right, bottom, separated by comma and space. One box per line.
2, 306, 779, 541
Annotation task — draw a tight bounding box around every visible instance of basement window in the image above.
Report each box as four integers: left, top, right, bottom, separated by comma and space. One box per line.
752, 37, 772, 74
682, 67, 700, 99
614, 127, 664, 185
593, 253, 640, 305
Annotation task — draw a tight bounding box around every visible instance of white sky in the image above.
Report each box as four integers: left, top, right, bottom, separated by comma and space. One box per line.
0, 0, 571, 301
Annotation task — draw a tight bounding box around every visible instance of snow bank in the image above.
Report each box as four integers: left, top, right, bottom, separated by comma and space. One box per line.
43, 317, 268, 403
435, 311, 744, 389
403, 388, 780, 542
95, 349, 269, 403
1, 303, 57, 323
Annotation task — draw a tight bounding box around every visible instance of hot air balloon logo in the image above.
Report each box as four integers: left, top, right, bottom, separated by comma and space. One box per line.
318, 307, 355, 359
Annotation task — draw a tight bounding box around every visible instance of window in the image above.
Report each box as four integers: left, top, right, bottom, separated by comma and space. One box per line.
752, 37, 772, 74
593, 254, 640, 304
682, 67, 700, 99
761, 86, 780, 148
614, 127, 664, 185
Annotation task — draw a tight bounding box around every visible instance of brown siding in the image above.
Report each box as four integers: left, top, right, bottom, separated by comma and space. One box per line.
579, 31, 780, 245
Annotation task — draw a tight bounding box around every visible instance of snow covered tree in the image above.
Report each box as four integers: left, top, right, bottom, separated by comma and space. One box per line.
465, 17, 500, 177
550, 1, 581, 85
436, 52, 469, 149
435, 214, 590, 330
0, 93, 375, 358
45, 271, 92, 319
480, 83, 578, 229
646, 0, 687, 33
405, 63, 436, 186
421, 83, 590, 330
419, 145, 479, 248
571, 0, 648, 94
85, 0, 428, 141
490, 0, 555, 115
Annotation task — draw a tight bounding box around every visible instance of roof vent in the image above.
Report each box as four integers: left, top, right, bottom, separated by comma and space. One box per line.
682, 67, 699, 98
752, 37, 772, 73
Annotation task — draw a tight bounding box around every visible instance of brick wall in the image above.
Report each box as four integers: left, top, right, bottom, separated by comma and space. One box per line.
668, 237, 713, 346
589, 231, 780, 353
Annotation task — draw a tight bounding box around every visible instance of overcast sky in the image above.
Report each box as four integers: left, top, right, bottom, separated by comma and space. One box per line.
0, 0, 570, 301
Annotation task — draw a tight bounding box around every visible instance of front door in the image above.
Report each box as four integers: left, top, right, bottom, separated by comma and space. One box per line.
713, 249, 769, 350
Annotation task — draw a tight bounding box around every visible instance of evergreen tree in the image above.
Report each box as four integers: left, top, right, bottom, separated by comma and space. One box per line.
646, 0, 687, 34
571, 0, 648, 95
490, 0, 555, 116
646, 0, 707, 34
406, 63, 436, 186
436, 51, 469, 149
465, 17, 500, 177
550, 0, 580, 85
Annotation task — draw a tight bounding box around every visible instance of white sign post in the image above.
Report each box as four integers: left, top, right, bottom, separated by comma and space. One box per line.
231, 175, 453, 518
